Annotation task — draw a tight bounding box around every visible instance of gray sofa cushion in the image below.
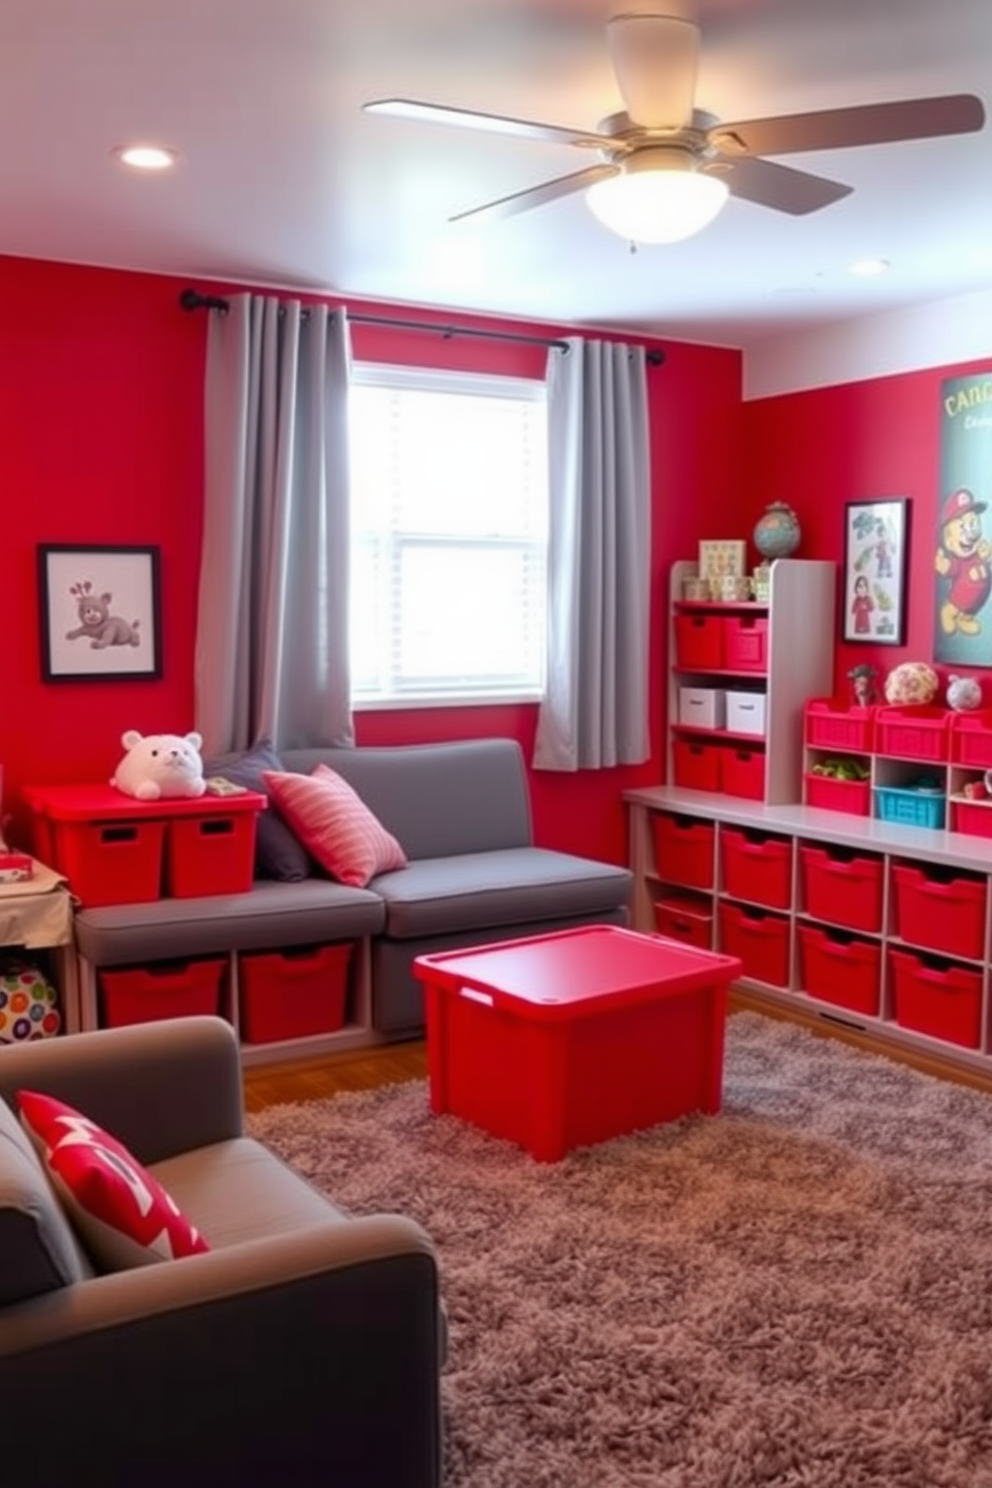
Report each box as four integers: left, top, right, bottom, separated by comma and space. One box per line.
373, 848, 633, 939
152, 1138, 350, 1248
0, 1096, 93, 1303
74, 880, 385, 967
282, 739, 533, 859
202, 738, 311, 882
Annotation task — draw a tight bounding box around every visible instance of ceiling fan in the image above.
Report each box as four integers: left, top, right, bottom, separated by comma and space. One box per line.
364, 11, 985, 244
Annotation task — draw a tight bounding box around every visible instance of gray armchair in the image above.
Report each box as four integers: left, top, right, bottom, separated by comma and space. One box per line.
0, 1017, 443, 1488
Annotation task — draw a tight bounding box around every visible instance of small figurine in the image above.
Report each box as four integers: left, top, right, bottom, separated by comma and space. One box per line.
847, 663, 879, 708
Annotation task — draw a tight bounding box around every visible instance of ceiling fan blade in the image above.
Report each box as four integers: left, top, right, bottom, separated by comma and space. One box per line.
449, 164, 620, 224
717, 156, 853, 215
709, 94, 985, 158
363, 98, 611, 151
607, 13, 700, 130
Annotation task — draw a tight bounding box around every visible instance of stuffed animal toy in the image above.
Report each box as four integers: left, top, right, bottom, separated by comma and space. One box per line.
111, 730, 206, 801
946, 674, 982, 712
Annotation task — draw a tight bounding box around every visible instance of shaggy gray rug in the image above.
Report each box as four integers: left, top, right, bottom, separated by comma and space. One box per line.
248, 1012, 992, 1488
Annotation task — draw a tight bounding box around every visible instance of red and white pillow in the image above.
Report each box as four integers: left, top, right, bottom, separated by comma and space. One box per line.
262, 763, 408, 888
18, 1091, 209, 1271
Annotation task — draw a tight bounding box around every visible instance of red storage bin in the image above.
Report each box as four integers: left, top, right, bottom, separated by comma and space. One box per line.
804, 698, 875, 752
100, 958, 225, 1028
239, 942, 353, 1043
889, 948, 982, 1049
797, 925, 880, 1017
673, 613, 724, 670
165, 801, 263, 898
720, 827, 792, 909
651, 814, 715, 890
950, 709, 992, 767
951, 796, 992, 839
653, 892, 713, 950
672, 740, 722, 792
890, 863, 987, 960
803, 772, 872, 817
874, 706, 951, 762
415, 926, 741, 1161
798, 844, 883, 932
718, 902, 790, 987
721, 747, 765, 801
23, 783, 166, 907
724, 616, 768, 673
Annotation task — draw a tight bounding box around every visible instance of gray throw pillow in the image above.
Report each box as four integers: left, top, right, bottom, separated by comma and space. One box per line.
202, 738, 311, 881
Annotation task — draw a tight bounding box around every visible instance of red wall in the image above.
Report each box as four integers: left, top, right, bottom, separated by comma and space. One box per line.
1, 254, 744, 862
742, 357, 992, 702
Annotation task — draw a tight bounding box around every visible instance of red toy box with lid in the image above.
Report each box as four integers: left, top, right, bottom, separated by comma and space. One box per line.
24, 785, 266, 907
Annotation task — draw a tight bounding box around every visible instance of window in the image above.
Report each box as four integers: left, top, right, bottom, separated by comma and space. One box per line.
348, 363, 548, 706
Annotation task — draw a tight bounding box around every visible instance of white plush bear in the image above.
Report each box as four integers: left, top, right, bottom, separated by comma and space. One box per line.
111, 730, 207, 801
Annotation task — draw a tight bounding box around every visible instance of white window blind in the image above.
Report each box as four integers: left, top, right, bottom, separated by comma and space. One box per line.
348, 363, 548, 706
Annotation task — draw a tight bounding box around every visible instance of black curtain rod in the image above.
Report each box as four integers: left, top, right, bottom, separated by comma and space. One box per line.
178, 288, 665, 365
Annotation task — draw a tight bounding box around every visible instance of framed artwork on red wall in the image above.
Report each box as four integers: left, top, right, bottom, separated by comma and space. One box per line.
842, 498, 909, 645
38, 544, 162, 682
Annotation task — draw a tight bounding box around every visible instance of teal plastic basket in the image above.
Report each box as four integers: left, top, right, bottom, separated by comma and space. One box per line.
874, 786, 946, 830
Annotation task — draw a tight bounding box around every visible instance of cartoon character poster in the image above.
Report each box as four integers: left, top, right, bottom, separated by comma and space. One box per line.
842, 499, 908, 644
935, 371, 992, 665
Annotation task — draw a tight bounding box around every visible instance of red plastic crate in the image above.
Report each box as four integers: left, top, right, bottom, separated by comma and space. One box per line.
415, 926, 741, 1162
672, 740, 722, 792
651, 814, 715, 890
165, 801, 264, 898
721, 747, 765, 801
36, 812, 165, 907
720, 827, 792, 909
653, 893, 713, 950
239, 942, 352, 1043
803, 772, 872, 816
890, 863, 987, 960
799, 844, 883, 932
889, 948, 982, 1049
874, 706, 951, 762
100, 957, 225, 1028
797, 925, 880, 1017
673, 614, 724, 670
724, 615, 768, 673
718, 902, 790, 987
950, 710, 992, 767
951, 796, 992, 838
804, 698, 876, 752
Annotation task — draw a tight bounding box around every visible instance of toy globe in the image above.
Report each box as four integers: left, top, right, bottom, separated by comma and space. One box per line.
0, 959, 62, 1043
753, 502, 801, 560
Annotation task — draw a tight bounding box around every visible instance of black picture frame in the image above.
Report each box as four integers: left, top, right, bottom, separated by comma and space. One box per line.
38, 544, 163, 682
842, 498, 910, 646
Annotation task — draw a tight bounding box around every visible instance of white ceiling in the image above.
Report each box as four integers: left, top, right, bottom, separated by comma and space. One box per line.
3, 0, 990, 352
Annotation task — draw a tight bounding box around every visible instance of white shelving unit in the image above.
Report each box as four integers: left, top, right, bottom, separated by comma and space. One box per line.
669, 557, 835, 805
624, 784, 992, 1081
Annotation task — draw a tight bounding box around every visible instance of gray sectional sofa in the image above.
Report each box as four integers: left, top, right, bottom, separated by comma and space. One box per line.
72, 739, 633, 1037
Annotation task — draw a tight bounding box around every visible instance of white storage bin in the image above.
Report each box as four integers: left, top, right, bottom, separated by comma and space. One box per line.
726, 690, 767, 736
678, 687, 726, 730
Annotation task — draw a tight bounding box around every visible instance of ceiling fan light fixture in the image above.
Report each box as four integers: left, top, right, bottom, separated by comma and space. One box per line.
586, 149, 729, 245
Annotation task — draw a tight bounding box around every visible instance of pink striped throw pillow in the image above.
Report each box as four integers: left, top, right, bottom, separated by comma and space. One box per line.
262, 764, 407, 888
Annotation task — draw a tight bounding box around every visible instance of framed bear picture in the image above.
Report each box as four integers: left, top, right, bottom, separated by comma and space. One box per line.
38, 544, 163, 682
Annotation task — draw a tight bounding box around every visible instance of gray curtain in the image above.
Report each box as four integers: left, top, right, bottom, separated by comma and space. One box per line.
194, 295, 354, 755
533, 337, 651, 771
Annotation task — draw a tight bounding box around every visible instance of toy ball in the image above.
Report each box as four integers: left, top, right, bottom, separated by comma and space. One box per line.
111, 730, 206, 801
884, 662, 939, 706
947, 674, 982, 712
0, 960, 62, 1044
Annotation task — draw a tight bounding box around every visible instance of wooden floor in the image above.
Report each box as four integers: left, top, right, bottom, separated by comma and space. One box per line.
243, 1038, 428, 1111
242, 994, 992, 1111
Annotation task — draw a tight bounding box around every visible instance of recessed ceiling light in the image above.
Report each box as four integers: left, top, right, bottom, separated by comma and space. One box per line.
113, 144, 179, 172
848, 257, 890, 277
